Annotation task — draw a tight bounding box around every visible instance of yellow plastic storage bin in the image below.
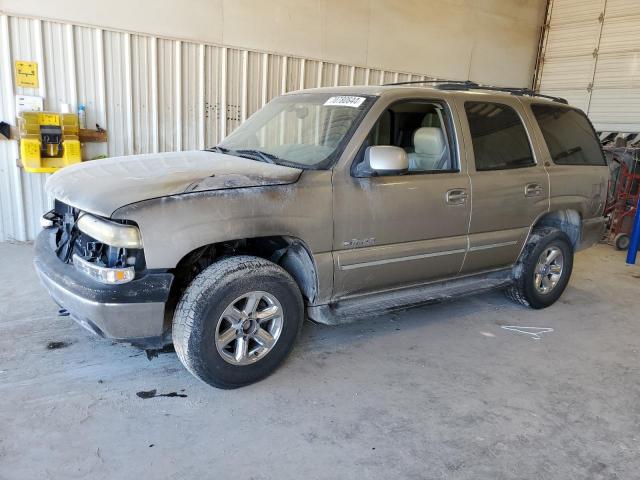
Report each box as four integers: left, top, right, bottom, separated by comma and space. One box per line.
18, 111, 82, 173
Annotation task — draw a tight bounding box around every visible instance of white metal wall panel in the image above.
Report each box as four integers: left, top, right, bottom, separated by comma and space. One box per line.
543, 22, 601, 58
246, 51, 265, 118
588, 89, 640, 131
368, 69, 384, 86
592, 52, 640, 88
599, 15, 640, 53
131, 35, 155, 154
73, 25, 107, 160
104, 30, 134, 157
604, 0, 640, 19
225, 48, 243, 136
538, 0, 640, 133
42, 22, 76, 112
590, 11, 640, 132
548, 0, 605, 26
181, 42, 202, 151
337, 65, 351, 86
3, 16, 51, 242
203, 45, 223, 147
320, 62, 337, 87
157, 38, 177, 153
0, 13, 429, 242
383, 71, 398, 85
538, 56, 595, 90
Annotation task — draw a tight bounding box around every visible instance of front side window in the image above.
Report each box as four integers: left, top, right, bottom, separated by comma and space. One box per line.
465, 102, 535, 171
531, 104, 606, 166
219, 93, 374, 169
352, 100, 456, 176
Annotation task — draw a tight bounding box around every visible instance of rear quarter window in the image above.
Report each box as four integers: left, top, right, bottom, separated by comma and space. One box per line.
531, 104, 606, 166
464, 102, 535, 171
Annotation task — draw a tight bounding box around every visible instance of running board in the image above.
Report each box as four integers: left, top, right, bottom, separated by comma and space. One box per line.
307, 268, 514, 325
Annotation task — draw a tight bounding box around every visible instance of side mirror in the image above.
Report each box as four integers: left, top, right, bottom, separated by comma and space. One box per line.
366, 146, 409, 175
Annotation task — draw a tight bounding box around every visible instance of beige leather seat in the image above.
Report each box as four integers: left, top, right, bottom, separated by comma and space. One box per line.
408, 127, 447, 171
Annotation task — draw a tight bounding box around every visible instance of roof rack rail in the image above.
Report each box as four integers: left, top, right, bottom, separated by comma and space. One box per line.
438, 83, 569, 104
384, 79, 479, 87
383, 79, 568, 104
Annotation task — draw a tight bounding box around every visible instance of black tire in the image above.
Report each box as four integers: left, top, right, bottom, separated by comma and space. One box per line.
505, 227, 574, 309
614, 233, 630, 251
172, 255, 304, 389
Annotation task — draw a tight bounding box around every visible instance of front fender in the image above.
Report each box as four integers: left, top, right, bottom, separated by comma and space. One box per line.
111, 171, 333, 270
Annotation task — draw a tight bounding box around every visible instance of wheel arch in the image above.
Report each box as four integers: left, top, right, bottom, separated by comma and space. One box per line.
531, 209, 582, 249
170, 235, 319, 305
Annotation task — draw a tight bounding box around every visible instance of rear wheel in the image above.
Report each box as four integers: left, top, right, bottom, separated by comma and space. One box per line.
172, 256, 304, 389
506, 228, 574, 309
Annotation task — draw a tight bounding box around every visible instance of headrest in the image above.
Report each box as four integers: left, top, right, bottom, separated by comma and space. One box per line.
413, 127, 445, 155
421, 112, 439, 127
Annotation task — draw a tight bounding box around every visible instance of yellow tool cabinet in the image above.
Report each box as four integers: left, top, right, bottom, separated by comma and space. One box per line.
18, 111, 82, 173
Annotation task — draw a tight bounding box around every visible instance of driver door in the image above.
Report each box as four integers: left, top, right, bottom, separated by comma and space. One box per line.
331, 97, 471, 299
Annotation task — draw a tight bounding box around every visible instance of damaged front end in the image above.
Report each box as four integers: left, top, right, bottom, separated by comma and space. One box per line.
33, 200, 173, 349
46, 201, 145, 281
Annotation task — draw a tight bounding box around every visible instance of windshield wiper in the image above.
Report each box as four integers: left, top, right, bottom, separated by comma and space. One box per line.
206, 145, 231, 154
207, 146, 280, 164
233, 149, 279, 164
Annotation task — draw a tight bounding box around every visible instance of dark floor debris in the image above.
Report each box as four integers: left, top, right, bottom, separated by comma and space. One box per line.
145, 350, 158, 360
136, 389, 187, 399
145, 345, 175, 360
46, 341, 71, 350
145, 345, 176, 361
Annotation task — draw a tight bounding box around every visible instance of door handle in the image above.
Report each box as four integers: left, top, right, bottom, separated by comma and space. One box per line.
446, 188, 468, 205
525, 183, 543, 197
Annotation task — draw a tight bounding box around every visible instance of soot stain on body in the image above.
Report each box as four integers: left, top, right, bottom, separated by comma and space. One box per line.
136, 389, 187, 399
47, 341, 71, 350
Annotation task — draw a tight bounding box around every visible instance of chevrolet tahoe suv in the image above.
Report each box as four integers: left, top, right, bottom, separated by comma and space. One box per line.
34, 81, 608, 389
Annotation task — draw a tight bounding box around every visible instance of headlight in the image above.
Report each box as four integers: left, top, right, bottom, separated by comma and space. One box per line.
73, 254, 135, 284
40, 216, 54, 228
77, 214, 143, 248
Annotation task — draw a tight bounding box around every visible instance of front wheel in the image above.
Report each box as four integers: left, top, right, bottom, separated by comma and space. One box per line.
506, 228, 574, 309
172, 256, 304, 389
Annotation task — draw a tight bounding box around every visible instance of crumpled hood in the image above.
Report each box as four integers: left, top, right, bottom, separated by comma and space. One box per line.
45, 150, 302, 217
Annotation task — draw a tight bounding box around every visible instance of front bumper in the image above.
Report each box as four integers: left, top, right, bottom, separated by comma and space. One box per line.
33, 229, 174, 348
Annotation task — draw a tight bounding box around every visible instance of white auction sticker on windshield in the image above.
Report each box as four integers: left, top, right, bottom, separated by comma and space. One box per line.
324, 96, 366, 108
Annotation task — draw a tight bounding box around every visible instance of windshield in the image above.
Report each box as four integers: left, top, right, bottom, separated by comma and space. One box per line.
218, 93, 375, 169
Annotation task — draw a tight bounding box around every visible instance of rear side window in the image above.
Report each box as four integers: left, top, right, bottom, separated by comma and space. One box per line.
465, 102, 535, 171
531, 105, 606, 166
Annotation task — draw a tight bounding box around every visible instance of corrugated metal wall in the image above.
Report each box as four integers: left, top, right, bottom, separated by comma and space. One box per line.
536, 0, 640, 133
0, 14, 430, 242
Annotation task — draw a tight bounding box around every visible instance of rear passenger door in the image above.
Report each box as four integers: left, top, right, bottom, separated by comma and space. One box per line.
455, 96, 550, 273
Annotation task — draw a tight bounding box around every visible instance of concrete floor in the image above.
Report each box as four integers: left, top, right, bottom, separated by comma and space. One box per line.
0, 242, 639, 480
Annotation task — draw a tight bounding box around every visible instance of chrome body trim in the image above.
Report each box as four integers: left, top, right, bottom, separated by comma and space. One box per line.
468, 240, 518, 252
340, 248, 466, 271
